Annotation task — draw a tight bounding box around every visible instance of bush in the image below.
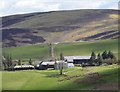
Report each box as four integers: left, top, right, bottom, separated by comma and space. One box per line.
103, 59, 117, 65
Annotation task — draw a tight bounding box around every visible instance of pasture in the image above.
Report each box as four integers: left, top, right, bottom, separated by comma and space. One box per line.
3, 39, 118, 60
2, 64, 119, 90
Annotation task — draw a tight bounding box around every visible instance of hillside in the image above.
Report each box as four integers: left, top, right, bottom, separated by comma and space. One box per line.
2, 9, 119, 47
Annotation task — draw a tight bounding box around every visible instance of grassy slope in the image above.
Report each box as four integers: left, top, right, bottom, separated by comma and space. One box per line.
3, 39, 118, 60
55, 39, 118, 56
2, 64, 119, 90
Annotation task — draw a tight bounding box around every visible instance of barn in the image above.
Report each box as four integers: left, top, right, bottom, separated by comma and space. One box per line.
39, 62, 55, 70
64, 56, 91, 65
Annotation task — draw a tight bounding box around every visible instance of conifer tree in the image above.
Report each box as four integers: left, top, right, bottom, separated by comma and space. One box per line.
102, 50, 108, 59
29, 58, 32, 65
97, 53, 102, 65
90, 51, 96, 63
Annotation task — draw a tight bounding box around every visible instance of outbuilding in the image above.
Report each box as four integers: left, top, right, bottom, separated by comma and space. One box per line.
8, 65, 35, 71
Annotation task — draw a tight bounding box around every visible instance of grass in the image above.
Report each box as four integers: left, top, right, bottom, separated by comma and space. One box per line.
3, 39, 118, 60
0, 72, 2, 91
2, 64, 119, 90
55, 39, 118, 56
3, 44, 49, 60
2, 39, 118, 90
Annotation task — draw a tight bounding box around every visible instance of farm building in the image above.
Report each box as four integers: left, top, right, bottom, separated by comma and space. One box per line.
64, 56, 91, 65
67, 63, 74, 68
39, 61, 55, 70
35, 60, 70, 70
54, 60, 68, 69
8, 65, 35, 71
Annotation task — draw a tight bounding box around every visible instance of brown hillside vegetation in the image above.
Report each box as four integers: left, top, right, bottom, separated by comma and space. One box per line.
2, 9, 119, 47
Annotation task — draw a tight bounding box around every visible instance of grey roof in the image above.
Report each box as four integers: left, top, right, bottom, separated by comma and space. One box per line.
41, 62, 55, 65
64, 56, 91, 62
14, 65, 34, 68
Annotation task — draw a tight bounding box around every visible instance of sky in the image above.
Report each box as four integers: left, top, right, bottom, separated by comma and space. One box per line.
0, 0, 119, 16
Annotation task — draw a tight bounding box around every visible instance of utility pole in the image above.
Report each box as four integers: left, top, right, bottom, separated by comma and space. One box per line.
49, 43, 54, 61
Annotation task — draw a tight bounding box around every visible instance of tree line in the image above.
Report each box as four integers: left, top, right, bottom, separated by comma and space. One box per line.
2, 54, 33, 70
90, 50, 117, 65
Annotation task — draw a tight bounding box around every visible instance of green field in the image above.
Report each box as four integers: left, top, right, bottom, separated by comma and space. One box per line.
2, 39, 119, 90
3, 39, 118, 60
2, 64, 119, 90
